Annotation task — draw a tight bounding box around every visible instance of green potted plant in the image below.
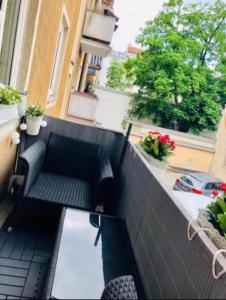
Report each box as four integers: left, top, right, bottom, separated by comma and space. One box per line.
26, 104, 45, 136
84, 82, 97, 98
138, 131, 176, 169
199, 185, 226, 251
0, 85, 22, 122
0, 85, 22, 106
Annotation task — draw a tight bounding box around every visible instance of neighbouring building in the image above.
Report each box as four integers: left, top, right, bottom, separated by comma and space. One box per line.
0, 0, 118, 199
129, 123, 216, 174
94, 84, 130, 131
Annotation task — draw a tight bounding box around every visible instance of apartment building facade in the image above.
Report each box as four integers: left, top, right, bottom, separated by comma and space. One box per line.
0, 0, 117, 199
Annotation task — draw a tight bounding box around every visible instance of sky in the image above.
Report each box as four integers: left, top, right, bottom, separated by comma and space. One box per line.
111, 0, 221, 51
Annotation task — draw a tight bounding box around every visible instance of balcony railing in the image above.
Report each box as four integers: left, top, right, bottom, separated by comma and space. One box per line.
83, 10, 116, 44
68, 92, 99, 121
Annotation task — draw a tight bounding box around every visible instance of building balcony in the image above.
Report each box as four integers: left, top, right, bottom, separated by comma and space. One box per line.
81, 10, 117, 57
83, 10, 116, 44
67, 91, 99, 121
1, 117, 226, 299
89, 55, 103, 70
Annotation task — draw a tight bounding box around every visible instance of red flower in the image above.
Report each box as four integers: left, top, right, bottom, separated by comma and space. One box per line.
212, 190, 219, 198
170, 141, 176, 150
220, 183, 226, 192
148, 131, 161, 136
158, 135, 170, 144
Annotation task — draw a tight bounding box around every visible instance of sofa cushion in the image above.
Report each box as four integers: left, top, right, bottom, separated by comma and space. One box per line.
43, 133, 101, 181
26, 172, 93, 210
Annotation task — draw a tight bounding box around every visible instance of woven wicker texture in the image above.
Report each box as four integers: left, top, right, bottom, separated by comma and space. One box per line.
18, 140, 46, 195
26, 171, 92, 210
17, 133, 114, 211
101, 275, 138, 300
43, 133, 101, 181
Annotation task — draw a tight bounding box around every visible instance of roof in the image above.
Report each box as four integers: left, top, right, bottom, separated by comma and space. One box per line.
127, 46, 143, 54
187, 172, 222, 183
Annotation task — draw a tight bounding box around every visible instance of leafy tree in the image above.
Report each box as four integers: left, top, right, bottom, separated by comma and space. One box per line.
106, 60, 127, 91
125, 0, 226, 133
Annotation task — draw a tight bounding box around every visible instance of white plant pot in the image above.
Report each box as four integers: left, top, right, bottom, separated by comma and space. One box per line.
136, 144, 168, 170
198, 210, 226, 255
26, 116, 43, 136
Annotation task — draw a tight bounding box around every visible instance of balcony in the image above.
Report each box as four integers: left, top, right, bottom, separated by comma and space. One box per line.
1, 117, 226, 299
83, 10, 116, 44
81, 10, 117, 57
89, 55, 103, 70
67, 91, 99, 121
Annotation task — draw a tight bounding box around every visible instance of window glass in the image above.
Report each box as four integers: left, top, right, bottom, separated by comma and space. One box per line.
205, 183, 213, 190
48, 14, 69, 105
0, 0, 20, 84
205, 182, 221, 190
181, 175, 201, 187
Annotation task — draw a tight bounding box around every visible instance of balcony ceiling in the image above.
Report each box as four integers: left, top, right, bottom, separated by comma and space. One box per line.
81, 37, 111, 57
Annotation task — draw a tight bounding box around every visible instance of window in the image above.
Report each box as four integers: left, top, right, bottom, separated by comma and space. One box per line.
48, 10, 69, 106
0, 0, 7, 53
205, 182, 222, 190
0, 0, 21, 85
88, 67, 97, 76
181, 175, 201, 188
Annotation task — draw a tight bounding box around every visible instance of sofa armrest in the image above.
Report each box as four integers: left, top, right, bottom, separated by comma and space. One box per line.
17, 140, 46, 195
93, 154, 114, 206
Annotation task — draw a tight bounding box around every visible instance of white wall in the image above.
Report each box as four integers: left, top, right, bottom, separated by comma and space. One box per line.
94, 84, 130, 131
97, 55, 112, 86
98, 50, 130, 86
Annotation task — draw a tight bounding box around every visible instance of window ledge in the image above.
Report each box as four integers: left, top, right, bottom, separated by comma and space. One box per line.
0, 105, 19, 126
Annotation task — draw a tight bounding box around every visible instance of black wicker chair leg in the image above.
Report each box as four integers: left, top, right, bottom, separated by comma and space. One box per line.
101, 275, 138, 300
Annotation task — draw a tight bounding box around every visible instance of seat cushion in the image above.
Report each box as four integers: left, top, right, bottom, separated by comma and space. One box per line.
26, 172, 93, 210
43, 133, 101, 181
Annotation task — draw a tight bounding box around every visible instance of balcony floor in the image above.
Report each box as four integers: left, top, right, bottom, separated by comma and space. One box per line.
0, 196, 15, 229
0, 217, 56, 299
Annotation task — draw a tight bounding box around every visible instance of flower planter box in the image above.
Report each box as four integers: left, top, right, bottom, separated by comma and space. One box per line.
198, 209, 226, 252
136, 144, 168, 170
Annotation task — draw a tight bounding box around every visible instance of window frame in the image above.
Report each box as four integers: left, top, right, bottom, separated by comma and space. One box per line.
47, 7, 70, 107
0, 0, 7, 54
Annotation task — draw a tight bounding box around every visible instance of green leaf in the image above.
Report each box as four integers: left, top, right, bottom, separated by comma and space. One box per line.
218, 198, 226, 213
126, 0, 226, 133
151, 142, 159, 155
217, 213, 226, 231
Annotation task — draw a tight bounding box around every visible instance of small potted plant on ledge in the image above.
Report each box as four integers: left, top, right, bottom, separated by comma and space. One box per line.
26, 104, 45, 136
137, 131, 176, 169
199, 185, 226, 251
0, 85, 22, 108
84, 82, 97, 98
0, 85, 22, 123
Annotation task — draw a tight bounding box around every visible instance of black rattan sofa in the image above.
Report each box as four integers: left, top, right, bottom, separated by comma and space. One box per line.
16, 132, 114, 214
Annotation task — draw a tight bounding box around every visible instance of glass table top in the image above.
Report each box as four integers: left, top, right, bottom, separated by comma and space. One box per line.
51, 208, 138, 299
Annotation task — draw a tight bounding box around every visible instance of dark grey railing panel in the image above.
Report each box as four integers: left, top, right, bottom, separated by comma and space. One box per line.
117, 143, 226, 299
20, 116, 126, 174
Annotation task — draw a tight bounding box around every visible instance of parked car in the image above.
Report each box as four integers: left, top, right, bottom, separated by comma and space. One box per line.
172, 191, 213, 219
173, 172, 224, 196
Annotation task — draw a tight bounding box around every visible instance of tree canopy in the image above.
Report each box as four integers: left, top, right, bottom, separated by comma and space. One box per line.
125, 0, 226, 133
106, 60, 127, 91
